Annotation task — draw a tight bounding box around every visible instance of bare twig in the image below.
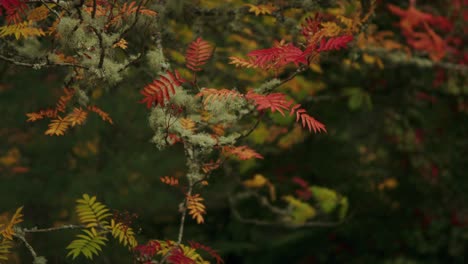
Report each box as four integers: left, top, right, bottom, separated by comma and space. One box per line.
39, 0, 61, 18
13, 233, 38, 259
23, 224, 85, 233
0, 54, 88, 69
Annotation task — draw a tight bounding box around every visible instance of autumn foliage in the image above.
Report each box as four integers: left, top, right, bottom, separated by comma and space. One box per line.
1, 0, 467, 263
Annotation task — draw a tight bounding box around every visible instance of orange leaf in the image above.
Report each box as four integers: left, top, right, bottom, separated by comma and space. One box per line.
186, 194, 206, 224
185, 37, 214, 72
223, 146, 263, 160
65, 107, 88, 127
45, 116, 70, 136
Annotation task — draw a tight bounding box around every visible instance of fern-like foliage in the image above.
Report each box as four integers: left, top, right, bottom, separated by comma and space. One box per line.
26, 108, 57, 122
108, 219, 137, 249
179, 118, 196, 132
45, 116, 70, 136
65, 107, 88, 127
245, 91, 292, 116
107, 1, 157, 27
290, 105, 327, 133
301, 14, 323, 38
186, 194, 206, 224
0, 239, 13, 261
228, 56, 257, 68
185, 37, 214, 72
55, 88, 75, 113
0, 21, 45, 39
188, 241, 224, 264
246, 41, 307, 69
167, 247, 196, 264
0, 206, 23, 240
156, 240, 207, 264
160, 176, 179, 186
27, 5, 52, 22
0, 0, 27, 24
196, 88, 242, 105
66, 228, 108, 260
87, 105, 113, 124
245, 4, 276, 16
140, 70, 186, 109
223, 145, 264, 160
317, 35, 354, 52
75, 194, 112, 228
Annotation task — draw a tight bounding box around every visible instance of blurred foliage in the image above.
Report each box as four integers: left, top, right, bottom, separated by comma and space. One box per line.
1, 0, 467, 263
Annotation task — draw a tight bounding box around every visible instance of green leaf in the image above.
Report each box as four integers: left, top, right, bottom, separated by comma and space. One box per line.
309, 186, 339, 213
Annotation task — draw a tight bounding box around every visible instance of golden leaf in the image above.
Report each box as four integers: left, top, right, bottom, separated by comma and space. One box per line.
179, 118, 196, 132
0, 207, 24, 240
0, 21, 45, 40
187, 194, 206, 224
160, 176, 179, 186
45, 117, 70, 136
65, 107, 88, 127
245, 4, 277, 16
87, 105, 113, 124
27, 5, 55, 22
112, 38, 128, 49
243, 174, 276, 201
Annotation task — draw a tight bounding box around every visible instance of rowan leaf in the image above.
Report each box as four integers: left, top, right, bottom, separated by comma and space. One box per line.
87, 105, 113, 124
245, 4, 276, 16
223, 145, 263, 160
65, 107, 88, 127
139, 70, 186, 109
160, 176, 179, 186
0, 206, 23, 240
185, 37, 214, 72
186, 194, 206, 224
246, 91, 292, 116
45, 116, 70, 136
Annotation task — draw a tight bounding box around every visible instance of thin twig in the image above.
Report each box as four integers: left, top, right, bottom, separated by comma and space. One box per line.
0, 54, 88, 69
39, 0, 61, 18
23, 224, 85, 233
13, 233, 38, 259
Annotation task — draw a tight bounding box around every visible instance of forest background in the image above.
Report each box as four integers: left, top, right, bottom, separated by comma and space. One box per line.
0, 0, 467, 263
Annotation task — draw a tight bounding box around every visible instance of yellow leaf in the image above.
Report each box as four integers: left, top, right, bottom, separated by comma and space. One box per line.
0, 206, 24, 240
187, 194, 206, 224
309, 63, 323, 74
27, 5, 55, 22
0, 21, 45, 40
245, 4, 277, 16
45, 116, 70, 136
243, 174, 276, 201
112, 38, 128, 49
243, 174, 268, 188
179, 118, 196, 132
320, 22, 342, 37
65, 107, 88, 127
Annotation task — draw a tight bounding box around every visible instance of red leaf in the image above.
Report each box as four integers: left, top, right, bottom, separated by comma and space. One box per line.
140, 70, 186, 109
247, 41, 307, 69
167, 247, 195, 264
223, 146, 263, 160
316, 35, 354, 52
185, 37, 214, 72
188, 241, 224, 264
290, 105, 327, 133
245, 91, 292, 116
0, 0, 27, 24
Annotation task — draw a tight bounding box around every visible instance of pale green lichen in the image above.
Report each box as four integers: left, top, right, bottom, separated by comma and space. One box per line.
147, 48, 168, 73
15, 38, 45, 57
254, 78, 281, 94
